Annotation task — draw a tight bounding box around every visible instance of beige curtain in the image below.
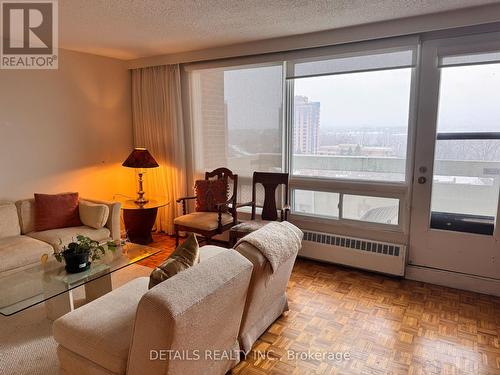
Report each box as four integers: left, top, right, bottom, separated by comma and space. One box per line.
131, 65, 186, 234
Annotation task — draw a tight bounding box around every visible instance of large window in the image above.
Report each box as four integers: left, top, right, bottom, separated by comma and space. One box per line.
191, 64, 283, 176
289, 49, 414, 183
288, 47, 415, 226
189, 42, 417, 227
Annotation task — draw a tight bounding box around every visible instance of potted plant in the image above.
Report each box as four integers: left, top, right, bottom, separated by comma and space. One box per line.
54, 235, 116, 273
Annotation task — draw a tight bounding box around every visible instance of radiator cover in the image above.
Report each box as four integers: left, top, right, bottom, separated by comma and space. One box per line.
300, 230, 406, 276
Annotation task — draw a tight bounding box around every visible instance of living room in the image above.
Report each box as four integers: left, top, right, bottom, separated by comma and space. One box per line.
1, 1, 500, 374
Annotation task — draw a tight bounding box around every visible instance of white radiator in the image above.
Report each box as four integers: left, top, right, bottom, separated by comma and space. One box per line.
299, 230, 407, 276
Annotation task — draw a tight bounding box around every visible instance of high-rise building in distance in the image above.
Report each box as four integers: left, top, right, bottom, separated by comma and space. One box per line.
294, 95, 320, 154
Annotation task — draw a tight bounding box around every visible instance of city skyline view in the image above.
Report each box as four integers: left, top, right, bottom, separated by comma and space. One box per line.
222, 62, 500, 163
192, 56, 500, 225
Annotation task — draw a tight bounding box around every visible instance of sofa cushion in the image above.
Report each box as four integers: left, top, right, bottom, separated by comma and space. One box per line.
28, 226, 110, 251
15, 199, 35, 234
34, 192, 82, 232
149, 233, 199, 289
0, 202, 21, 239
79, 201, 109, 229
173, 212, 233, 231
0, 235, 53, 273
53, 277, 149, 375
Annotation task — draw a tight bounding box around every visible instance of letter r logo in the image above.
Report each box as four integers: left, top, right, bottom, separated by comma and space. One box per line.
2, 1, 54, 54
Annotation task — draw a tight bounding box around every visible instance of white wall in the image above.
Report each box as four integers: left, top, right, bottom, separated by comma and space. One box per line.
0, 49, 136, 202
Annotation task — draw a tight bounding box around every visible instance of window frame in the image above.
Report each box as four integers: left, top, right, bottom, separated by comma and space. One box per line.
289, 181, 407, 233
286, 50, 418, 186
284, 44, 420, 233
185, 36, 421, 235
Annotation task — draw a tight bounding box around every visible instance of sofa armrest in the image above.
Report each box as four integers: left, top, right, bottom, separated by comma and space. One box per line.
127, 250, 253, 375
81, 198, 121, 241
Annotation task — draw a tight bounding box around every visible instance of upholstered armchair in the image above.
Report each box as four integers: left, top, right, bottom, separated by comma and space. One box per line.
230, 172, 290, 246
174, 168, 238, 245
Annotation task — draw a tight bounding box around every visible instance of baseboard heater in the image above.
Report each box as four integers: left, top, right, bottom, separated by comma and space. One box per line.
299, 230, 407, 276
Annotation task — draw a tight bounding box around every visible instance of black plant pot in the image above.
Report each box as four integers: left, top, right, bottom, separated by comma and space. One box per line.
64, 252, 91, 273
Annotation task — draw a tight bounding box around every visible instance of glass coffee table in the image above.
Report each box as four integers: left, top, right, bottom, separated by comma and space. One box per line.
0, 243, 160, 320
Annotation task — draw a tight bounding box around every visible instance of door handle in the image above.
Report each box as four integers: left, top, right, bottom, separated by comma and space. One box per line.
418, 176, 427, 184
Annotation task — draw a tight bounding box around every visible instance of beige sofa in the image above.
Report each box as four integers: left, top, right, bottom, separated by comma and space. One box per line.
203, 222, 302, 354
54, 248, 253, 375
53, 222, 303, 374
0, 201, 53, 274
0, 198, 121, 274
236, 240, 299, 353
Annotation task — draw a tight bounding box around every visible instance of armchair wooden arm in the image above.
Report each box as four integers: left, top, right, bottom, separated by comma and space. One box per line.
176, 196, 197, 215
235, 201, 258, 220
215, 197, 238, 230
176, 196, 196, 203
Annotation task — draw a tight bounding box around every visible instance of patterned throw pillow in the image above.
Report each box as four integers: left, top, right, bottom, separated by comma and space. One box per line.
148, 233, 199, 289
194, 179, 228, 212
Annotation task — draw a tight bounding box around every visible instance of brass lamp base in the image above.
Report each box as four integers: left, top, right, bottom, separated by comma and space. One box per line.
135, 173, 149, 205
134, 197, 149, 205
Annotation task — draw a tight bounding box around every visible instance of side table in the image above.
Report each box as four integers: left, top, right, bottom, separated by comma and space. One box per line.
115, 197, 168, 244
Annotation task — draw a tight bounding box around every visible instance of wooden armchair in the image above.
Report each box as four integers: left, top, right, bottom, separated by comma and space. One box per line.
230, 172, 290, 246
174, 168, 238, 246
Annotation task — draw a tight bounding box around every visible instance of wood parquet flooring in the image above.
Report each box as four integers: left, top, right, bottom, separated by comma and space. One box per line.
136, 233, 176, 268
144, 234, 500, 375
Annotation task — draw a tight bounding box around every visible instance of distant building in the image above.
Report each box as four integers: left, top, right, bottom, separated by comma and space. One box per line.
294, 96, 320, 154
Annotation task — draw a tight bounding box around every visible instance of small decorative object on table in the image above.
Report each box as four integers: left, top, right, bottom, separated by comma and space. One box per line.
54, 235, 116, 273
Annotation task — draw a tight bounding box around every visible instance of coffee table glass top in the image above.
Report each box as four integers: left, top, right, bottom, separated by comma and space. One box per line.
0, 243, 160, 316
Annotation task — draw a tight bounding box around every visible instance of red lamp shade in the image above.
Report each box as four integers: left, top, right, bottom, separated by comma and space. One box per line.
122, 148, 159, 169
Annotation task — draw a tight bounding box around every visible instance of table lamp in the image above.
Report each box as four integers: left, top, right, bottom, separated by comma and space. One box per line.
122, 147, 159, 204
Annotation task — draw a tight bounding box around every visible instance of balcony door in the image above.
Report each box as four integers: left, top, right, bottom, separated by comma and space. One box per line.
409, 33, 500, 280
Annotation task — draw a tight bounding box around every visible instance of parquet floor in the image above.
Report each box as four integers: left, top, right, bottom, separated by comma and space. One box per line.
142, 234, 500, 375
136, 233, 176, 268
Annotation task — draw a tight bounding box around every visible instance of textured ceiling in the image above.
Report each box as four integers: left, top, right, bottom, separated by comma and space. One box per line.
60, 0, 500, 60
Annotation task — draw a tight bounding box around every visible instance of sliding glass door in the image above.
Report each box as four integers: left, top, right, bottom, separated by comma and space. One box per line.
409, 33, 500, 279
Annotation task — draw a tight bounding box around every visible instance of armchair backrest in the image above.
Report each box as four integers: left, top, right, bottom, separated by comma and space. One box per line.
127, 249, 253, 375
251, 172, 289, 221
205, 167, 238, 219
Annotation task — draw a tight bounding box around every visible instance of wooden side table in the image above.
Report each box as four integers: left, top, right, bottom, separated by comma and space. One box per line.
116, 198, 168, 245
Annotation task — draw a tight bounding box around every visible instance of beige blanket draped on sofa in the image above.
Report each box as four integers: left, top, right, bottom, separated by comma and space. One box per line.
131, 65, 186, 234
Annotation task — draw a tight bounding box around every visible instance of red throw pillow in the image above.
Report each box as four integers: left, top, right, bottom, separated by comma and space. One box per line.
34, 192, 83, 232
194, 179, 228, 212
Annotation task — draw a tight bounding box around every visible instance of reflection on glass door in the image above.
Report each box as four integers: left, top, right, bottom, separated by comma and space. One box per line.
430, 58, 500, 235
